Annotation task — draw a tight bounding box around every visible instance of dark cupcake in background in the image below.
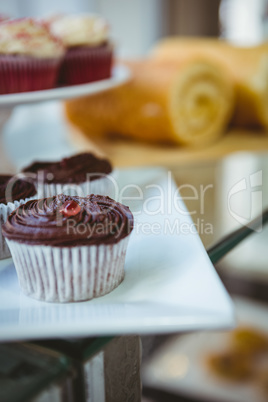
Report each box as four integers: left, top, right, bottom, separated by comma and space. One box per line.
0, 18, 65, 94
0, 175, 36, 259
21, 152, 114, 198
48, 14, 113, 85
3, 194, 134, 302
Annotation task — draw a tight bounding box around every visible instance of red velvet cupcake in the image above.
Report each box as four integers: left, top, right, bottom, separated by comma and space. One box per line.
49, 14, 113, 86
0, 18, 65, 94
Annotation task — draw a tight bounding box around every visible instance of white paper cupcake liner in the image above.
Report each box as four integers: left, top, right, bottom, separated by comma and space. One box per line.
0, 197, 35, 260
37, 173, 118, 199
6, 236, 130, 302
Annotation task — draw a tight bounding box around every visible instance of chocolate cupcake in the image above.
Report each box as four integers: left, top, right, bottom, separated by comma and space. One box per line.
0, 175, 36, 259
0, 18, 65, 94
3, 194, 134, 302
49, 14, 113, 85
21, 152, 114, 198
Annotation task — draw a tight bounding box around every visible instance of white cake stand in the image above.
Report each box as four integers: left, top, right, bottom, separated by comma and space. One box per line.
0, 64, 130, 172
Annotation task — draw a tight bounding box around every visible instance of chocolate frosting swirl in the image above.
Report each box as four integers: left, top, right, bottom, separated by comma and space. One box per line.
0, 175, 36, 204
2, 194, 134, 247
21, 153, 112, 184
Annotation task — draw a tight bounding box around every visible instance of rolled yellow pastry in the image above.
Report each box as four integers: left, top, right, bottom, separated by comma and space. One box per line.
151, 38, 268, 128
65, 58, 234, 146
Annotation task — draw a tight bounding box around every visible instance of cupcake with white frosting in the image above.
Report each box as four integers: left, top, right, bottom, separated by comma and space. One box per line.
0, 18, 65, 94
49, 14, 113, 85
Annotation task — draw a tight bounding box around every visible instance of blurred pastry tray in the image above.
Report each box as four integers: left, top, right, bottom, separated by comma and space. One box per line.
0, 167, 234, 342
142, 296, 268, 402
68, 123, 268, 169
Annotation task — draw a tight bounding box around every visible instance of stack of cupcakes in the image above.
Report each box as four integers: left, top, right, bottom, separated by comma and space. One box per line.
0, 14, 114, 94
2, 153, 134, 303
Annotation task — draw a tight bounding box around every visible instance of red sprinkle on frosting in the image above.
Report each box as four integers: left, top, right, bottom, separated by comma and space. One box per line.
59, 200, 81, 217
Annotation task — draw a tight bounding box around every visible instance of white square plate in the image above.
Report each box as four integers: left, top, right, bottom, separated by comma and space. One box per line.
0, 168, 235, 341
